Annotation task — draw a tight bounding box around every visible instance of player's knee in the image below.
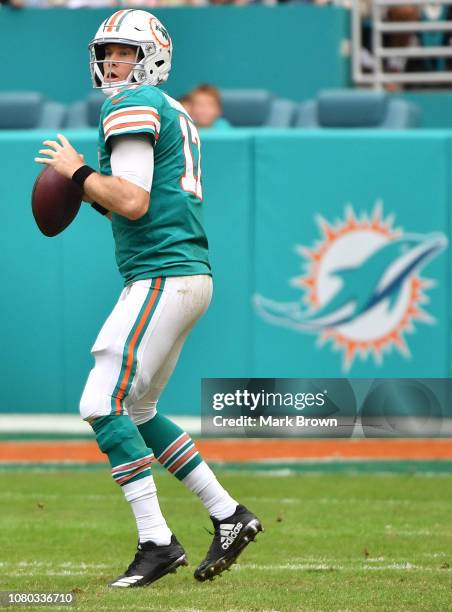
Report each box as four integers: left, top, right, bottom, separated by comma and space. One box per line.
79, 390, 117, 421
79, 369, 114, 421
79, 392, 93, 421
129, 403, 157, 426
79, 388, 106, 421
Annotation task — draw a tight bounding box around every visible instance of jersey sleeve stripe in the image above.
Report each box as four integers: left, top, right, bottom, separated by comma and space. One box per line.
104, 120, 160, 140
104, 107, 161, 125
105, 113, 161, 133
104, 107, 160, 128
105, 126, 159, 141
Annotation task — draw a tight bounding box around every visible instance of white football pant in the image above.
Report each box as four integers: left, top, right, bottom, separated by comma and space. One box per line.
79, 274, 212, 423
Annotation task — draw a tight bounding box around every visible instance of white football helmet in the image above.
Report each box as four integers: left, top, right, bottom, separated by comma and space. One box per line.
89, 9, 172, 95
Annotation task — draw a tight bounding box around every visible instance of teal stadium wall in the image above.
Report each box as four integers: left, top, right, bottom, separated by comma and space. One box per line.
1, 130, 451, 415
399, 93, 452, 128
0, 7, 349, 103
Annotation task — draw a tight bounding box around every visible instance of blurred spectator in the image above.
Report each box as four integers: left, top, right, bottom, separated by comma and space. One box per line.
384, 5, 423, 89
179, 94, 194, 117
0, 0, 24, 6
20, 0, 115, 5
39, 0, 209, 6
421, 4, 448, 72
3, 0, 274, 7
64, 0, 116, 6
122, 0, 206, 5
360, 5, 451, 91
385, 6, 452, 89
189, 84, 231, 129
208, 0, 262, 5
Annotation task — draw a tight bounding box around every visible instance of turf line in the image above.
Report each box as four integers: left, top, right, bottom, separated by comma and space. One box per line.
1, 460, 452, 473
3, 564, 449, 576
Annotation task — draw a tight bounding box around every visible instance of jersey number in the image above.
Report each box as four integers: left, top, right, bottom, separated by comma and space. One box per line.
179, 115, 203, 201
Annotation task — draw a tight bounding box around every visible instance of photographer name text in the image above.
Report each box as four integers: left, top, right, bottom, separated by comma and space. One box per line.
212, 415, 338, 428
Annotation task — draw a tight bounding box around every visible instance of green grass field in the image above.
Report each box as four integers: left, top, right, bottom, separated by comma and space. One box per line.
0, 468, 451, 611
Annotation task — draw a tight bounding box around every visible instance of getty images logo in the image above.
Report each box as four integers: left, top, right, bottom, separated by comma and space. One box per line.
254, 203, 447, 371
211, 389, 327, 411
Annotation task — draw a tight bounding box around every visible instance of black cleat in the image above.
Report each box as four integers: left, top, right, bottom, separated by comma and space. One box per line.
108, 535, 188, 588
194, 504, 263, 582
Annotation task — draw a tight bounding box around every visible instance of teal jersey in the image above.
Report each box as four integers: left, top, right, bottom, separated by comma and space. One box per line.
98, 84, 211, 284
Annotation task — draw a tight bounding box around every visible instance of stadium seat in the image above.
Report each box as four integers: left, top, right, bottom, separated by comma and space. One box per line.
0, 92, 66, 129
267, 98, 297, 128
220, 89, 296, 127
67, 89, 296, 129
66, 92, 105, 128
294, 89, 421, 129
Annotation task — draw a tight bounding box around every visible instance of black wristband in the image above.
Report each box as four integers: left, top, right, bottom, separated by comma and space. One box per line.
91, 202, 109, 216
72, 165, 95, 189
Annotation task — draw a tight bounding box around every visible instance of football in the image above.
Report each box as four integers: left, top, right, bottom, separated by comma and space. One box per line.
32, 166, 83, 237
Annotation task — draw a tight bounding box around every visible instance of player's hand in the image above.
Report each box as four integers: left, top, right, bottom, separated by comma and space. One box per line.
35, 134, 85, 179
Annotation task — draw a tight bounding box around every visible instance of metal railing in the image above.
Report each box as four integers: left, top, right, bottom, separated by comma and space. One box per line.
352, 0, 452, 87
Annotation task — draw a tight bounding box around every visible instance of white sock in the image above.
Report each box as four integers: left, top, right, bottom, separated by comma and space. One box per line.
182, 462, 238, 520
122, 475, 172, 545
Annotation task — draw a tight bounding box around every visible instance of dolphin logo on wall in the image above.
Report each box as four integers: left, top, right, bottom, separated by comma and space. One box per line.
254, 203, 448, 370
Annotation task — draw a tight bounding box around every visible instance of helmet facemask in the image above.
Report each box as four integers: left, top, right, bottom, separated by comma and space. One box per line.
89, 41, 145, 93
89, 39, 171, 96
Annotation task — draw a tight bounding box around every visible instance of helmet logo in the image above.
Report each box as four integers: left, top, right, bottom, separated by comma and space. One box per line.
150, 17, 171, 48
145, 42, 156, 55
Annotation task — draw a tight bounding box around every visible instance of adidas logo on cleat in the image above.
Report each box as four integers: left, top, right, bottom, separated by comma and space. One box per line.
110, 575, 144, 587
220, 522, 243, 550
194, 506, 263, 582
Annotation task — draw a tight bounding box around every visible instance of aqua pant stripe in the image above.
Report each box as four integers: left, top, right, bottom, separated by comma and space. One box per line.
111, 277, 165, 416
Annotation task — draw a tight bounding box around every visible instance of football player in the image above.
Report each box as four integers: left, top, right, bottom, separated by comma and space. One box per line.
35, 9, 262, 588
